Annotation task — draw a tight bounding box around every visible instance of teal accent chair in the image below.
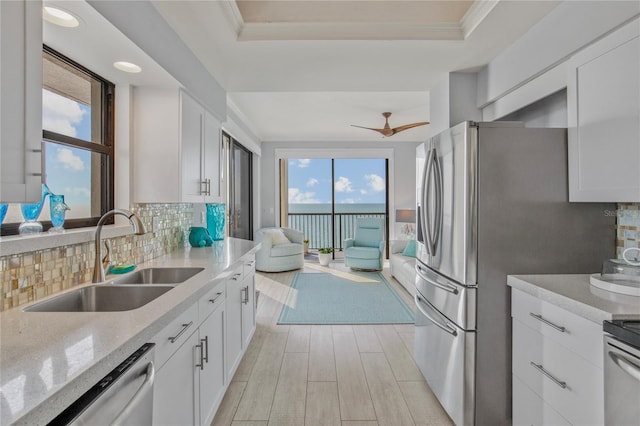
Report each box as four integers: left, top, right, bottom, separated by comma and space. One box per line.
344, 218, 385, 270
254, 227, 304, 272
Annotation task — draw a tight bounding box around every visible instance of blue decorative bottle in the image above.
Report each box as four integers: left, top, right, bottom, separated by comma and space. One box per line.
206, 203, 226, 241
49, 194, 70, 233
19, 184, 52, 234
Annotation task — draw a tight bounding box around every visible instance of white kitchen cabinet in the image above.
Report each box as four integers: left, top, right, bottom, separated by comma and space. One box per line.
225, 255, 257, 381
568, 19, 640, 202
0, 0, 42, 203
132, 87, 222, 203
153, 280, 227, 425
511, 288, 604, 426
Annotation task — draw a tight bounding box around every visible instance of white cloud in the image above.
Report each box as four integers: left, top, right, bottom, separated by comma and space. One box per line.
42, 90, 86, 137
288, 188, 320, 203
64, 186, 91, 198
364, 174, 385, 192
306, 178, 318, 187
297, 159, 311, 168
335, 176, 353, 193
342, 198, 356, 204
56, 148, 85, 171
360, 189, 368, 195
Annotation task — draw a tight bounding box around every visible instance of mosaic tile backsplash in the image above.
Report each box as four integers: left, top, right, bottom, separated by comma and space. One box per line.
616, 203, 640, 259
0, 203, 193, 311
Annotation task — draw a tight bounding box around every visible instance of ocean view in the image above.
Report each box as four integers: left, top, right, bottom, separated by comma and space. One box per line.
288, 203, 386, 214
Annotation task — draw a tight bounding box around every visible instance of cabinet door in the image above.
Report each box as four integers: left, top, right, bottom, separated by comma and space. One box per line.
199, 305, 226, 425
241, 270, 256, 349
225, 268, 244, 381
568, 21, 640, 201
180, 90, 205, 203
154, 330, 199, 426
203, 111, 222, 202
0, 0, 42, 202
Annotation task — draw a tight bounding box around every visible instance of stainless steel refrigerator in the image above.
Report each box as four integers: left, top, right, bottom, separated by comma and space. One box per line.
414, 121, 614, 426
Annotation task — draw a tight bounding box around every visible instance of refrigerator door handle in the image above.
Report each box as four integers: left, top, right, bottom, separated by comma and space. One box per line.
416, 263, 459, 294
423, 148, 436, 255
415, 293, 457, 336
432, 150, 443, 255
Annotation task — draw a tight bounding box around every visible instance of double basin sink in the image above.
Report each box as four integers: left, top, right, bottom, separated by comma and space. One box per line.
24, 267, 204, 313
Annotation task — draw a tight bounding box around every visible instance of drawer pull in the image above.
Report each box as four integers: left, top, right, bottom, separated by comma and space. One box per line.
231, 273, 242, 281
209, 292, 223, 304
168, 321, 193, 343
530, 362, 567, 389
529, 313, 566, 332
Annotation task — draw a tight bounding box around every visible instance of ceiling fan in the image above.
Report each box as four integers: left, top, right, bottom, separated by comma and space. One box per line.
351, 112, 429, 137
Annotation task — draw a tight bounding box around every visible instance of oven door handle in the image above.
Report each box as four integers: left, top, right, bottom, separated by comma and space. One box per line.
415, 294, 457, 336
416, 264, 459, 294
111, 361, 155, 426
608, 349, 640, 382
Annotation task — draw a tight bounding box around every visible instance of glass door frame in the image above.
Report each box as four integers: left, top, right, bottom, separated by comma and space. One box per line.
223, 130, 253, 240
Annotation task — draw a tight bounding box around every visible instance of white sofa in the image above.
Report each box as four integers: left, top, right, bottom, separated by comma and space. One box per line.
389, 240, 416, 297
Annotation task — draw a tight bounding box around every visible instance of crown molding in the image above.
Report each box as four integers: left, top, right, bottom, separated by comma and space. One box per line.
238, 22, 463, 41
460, 0, 500, 39
219, 0, 244, 37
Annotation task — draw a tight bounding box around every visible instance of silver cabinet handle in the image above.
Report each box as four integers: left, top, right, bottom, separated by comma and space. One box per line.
530, 362, 567, 389
111, 362, 155, 426
203, 335, 209, 364
529, 313, 566, 332
608, 350, 640, 382
209, 292, 223, 304
196, 340, 205, 370
168, 321, 193, 343
415, 294, 457, 336
416, 264, 458, 294
241, 286, 249, 304
231, 273, 242, 281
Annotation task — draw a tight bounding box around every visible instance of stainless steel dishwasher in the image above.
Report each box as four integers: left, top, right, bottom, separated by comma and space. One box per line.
48, 343, 155, 425
603, 320, 640, 426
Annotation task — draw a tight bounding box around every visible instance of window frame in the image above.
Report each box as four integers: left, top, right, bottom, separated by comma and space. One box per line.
1, 45, 115, 236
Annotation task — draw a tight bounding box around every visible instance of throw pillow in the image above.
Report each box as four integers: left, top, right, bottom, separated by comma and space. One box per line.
263, 229, 291, 246
402, 239, 417, 257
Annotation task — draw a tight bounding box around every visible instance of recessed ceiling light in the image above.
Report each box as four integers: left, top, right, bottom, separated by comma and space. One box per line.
43, 6, 79, 28
113, 61, 142, 74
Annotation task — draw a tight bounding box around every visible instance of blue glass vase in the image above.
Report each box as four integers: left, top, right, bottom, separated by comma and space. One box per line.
19, 183, 52, 234
0, 204, 7, 226
49, 194, 70, 233
206, 203, 225, 241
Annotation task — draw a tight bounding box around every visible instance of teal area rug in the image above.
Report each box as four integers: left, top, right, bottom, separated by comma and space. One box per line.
277, 271, 415, 325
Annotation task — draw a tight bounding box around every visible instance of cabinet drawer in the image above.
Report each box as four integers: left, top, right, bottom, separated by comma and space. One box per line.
228, 263, 244, 284
199, 279, 225, 323
243, 257, 255, 277
513, 375, 571, 426
152, 302, 198, 370
512, 288, 603, 366
513, 320, 604, 425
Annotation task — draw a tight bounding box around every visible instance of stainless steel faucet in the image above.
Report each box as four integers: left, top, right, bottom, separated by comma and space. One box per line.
92, 209, 146, 283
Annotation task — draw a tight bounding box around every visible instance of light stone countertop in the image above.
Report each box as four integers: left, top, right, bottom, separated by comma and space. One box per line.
0, 238, 259, 425
507, 274, 640, 324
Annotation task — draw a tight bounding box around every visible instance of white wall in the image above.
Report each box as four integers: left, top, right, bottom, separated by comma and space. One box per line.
498, 89, 568, 128
429, 72, 482, 137
258, 141, 418, 238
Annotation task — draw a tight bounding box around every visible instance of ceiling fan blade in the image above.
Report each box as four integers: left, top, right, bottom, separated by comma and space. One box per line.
350, 124, 391, 136
391, 121, 430, 135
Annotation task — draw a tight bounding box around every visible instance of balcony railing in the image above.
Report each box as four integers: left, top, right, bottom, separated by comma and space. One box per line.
287, 212, 386, 250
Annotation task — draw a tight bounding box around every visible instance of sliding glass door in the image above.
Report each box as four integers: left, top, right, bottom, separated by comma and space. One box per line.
224, 131, 253, 240
284, 158, 388, 258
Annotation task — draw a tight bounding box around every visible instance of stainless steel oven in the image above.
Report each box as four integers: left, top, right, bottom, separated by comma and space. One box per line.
603, 321, 640, 426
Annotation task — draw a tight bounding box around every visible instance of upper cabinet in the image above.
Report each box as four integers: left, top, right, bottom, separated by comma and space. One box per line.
0, 0, 42, 203
132, 87, 222, 203
568, 19, 640, 202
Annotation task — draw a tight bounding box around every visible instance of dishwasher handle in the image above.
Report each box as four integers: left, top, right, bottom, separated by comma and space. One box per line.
111, 361, 155, 426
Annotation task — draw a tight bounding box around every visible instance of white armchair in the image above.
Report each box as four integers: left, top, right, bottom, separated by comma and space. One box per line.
254, 227, 305, 272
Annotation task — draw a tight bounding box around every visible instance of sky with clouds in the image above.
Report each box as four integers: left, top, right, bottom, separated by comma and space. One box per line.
288, 158, 386, 206
43, 89, 92, 211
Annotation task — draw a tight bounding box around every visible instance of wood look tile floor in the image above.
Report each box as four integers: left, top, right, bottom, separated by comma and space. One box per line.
212, 261, 454, 426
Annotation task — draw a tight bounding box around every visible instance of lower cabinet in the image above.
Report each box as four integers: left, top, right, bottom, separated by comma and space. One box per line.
511, 288, 604, 426
152, 281, 227, 425
225, 256, 257, 381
